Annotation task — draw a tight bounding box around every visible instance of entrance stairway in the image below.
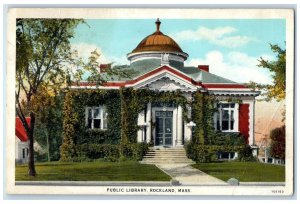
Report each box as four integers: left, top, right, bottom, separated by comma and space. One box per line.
140, 147, 195, 165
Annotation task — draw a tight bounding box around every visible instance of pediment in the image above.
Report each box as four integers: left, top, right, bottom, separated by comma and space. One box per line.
144, 77, 188, 91
130, 66, 200, 92
135, 75, 198, 92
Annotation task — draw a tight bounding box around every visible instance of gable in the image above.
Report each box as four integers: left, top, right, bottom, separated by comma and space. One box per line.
132, 66, 199, 91
138, 77, 194, 91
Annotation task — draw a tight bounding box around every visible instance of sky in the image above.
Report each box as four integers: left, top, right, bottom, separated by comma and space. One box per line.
70, 19, 286, 84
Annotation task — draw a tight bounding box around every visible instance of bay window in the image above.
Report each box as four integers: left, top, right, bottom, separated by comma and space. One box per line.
86, 106, 107, 130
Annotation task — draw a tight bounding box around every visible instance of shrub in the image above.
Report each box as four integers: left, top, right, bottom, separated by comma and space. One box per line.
211, 132, 246, 146
76, 143, 149, 162
80, 129, 108, 144
185, 141, 243, 163
77, 143, 120, 161
270, 125, 285, 160
120, 143, 149, 161
185, 142, 215, 163
34, 150, 48, 162
238, 145, 257, 162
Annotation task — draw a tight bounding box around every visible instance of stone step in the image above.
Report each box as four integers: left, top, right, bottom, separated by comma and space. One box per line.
149, 148, 185, 150
140, 160, 195, 164
147, 152, 186, 156
141, 147, 194, 165
149, 149, 186, 151
144, 155, 188, 158
142, 160, 194, 163
144, 155, 187, 157
147, 151, 186, 153
141, 159, 194, 163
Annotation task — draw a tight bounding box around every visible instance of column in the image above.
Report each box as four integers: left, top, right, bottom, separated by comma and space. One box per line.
137, 111, 145, 142
234, 103, 239, 132
184, 104, 192, 142
146, 102, 152, 143
248, 100, 255, 145
177, 105, 183, 146
184, 122, 191, 142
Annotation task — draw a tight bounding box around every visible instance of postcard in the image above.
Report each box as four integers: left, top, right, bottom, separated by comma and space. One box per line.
6, 8, 294, 196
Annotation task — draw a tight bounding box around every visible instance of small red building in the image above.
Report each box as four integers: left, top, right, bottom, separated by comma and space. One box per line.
15, 117, 30, 164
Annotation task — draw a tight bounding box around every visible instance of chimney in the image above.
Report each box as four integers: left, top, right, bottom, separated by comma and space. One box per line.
198, 65, 209, 72
99, 64, 111, 73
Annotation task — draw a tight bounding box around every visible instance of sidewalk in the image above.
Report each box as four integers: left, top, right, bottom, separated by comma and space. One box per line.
156, 164, 228, 186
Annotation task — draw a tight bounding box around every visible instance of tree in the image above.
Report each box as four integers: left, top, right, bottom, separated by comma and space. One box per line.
16, 19, 133, 176
269, 125, 285, 160
253, 44, 286, 102
33, 90, 64, 162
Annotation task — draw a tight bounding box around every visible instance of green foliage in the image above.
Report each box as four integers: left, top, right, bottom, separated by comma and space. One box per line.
253, 43, 286, 101
34, 93, 64, 161
185, 132, 247, 163
61, 88, 188, 160
60, 89, 121, 161
191, 91, 216, 144
76, 143, 149, 162
60, 92, 77, 161
77, 143, 120, 161
211, 132, 246, 146
120, 143, 149, 161
188, 91, 249, 163
119, 88, 189, 144
16, 18, 86, 176
34, 150, 48, 162
270, 125, 285, 159
16, 19, 134, 174
80, 129, 110, 144
185, 142, 244, 163
238, 145, 257, 162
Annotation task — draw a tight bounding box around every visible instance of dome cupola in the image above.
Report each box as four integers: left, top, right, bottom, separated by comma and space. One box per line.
127, 19, 189, 66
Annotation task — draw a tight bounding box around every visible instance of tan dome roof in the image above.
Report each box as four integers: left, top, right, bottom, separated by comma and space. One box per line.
131, 19, 183, 53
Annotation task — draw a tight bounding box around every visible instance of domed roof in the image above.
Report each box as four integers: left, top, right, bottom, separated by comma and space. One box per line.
131, 19, 184, 53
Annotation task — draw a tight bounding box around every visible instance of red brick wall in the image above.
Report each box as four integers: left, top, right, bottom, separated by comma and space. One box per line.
239, 104, 250, 144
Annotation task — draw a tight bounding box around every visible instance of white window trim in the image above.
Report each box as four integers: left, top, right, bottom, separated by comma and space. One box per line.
85, 105, 107, 130
215, 102, 239, 132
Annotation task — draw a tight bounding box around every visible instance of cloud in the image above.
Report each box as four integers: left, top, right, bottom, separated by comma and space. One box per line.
173, 26, 255, 48
187, 51, 273, 84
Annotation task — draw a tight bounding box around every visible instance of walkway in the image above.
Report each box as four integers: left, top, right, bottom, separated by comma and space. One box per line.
156, 164, 227, 186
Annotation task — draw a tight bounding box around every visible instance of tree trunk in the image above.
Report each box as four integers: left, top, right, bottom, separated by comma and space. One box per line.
28, 112, 36, 176
46, 131, 50, 162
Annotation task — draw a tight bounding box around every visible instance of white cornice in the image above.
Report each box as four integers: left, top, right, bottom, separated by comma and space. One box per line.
208, 90, 260, 96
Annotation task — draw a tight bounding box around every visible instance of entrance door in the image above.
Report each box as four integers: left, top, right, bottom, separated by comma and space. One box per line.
155, 111, 173, 146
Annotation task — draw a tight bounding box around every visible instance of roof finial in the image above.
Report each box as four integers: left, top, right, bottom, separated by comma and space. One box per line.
155, 18, 161, 32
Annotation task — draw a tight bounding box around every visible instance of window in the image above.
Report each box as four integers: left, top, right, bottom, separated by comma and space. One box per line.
215, 103, 238, 132
86, 106, 107, 130
22, 148, 25, 159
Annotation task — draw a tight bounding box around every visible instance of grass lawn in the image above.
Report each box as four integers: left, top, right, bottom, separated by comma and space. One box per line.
192, 162, 285, 182
16, 161, 171, 181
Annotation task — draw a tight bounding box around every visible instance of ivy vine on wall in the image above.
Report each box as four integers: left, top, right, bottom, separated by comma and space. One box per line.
60, 88, 247, 161
60, 88, 190, 160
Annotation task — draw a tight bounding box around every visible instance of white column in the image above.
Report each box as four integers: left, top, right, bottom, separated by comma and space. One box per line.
184, 122, 191, 142
234, 103, 239, 132
248, 100, 255, 145
172, 109, 177, 146
137, 111, 145, 142
184, 104, 192, 142
176, 105, 183, 146
146, 103, 152, 143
